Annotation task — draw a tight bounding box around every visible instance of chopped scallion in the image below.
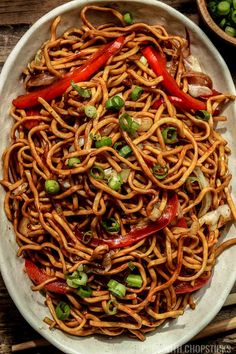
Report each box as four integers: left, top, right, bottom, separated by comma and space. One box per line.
84, 105, 97, 119
95, 136, 112, 148
128, 262, 136, 271
162, 127, 178, 144
123, 12, 133, 25
89, 165, 105, 180
71, 81, 91, 98
119, 113, 140, 135
55, 301, 71, 320
108, 279, 126, 298
108, 173, 123, 191
66, 270, 88, 288
77, 285, 92, 298
126, 274, 143, 288
225, 25, 236, 36
106, 95, 125, 111
82, 231, 93, 244
119, 145, 132, 158
105, 299, 118, 315
152, 164, 169, 180
217, 1, 231, 15
195, 110, 211, 121
101, 218, 120, 233
130, 86, 143, 101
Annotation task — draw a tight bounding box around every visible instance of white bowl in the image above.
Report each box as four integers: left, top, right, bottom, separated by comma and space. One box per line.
0, 1, 236, 353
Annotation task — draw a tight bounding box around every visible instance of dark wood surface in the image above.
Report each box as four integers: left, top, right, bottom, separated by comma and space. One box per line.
0, 1, 236, 353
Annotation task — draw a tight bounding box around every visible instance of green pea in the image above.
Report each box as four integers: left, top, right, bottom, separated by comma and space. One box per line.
45, 180, 60, 194
68, 157, 81, 167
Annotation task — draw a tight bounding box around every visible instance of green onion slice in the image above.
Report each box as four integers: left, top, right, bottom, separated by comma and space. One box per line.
114, 141, 124, 151
108, 279, 126, 298
225, 26, 236, 36
126, 274, 143, 288
119, 145, 132, 158
232, 10, 236, 23
77, 285, 92, 298
105, 299, 118, 315
162, 127, 178, 144
123, 12, 133, 25
107, 279, 119, 289
217, 1, 231, 15
101, 218, 120, 233
119, 113, 140, 135
89, 165, 105, 180
66, 270, 88, 288
84, 105, 97, 119
128, 262, 136, 271
45, 180, 60, 195
55, 301, 71, 320
195, 110, 211, 121
152, 164, 169, 180
82, 231, 93, 244
68, 157, 81, 167
108, 173, 123, 191
106, 95, 125, 111
130, 86, 143, 101
71, 81, 91, 98
95, 136, 112, 148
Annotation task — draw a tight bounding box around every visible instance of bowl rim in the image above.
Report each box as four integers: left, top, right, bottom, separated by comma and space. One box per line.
197, 0, 236, 46
0, 1, 236, 354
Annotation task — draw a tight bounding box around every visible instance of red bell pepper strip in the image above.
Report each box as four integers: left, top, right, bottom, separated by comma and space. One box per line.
142, 46, 206, 111
175, 277, 210, 294
25, 259, 67, 294
23, 109, 40, 130
13, 36, 125, 109
152, 96, 190, 111
76, 193, 178, 249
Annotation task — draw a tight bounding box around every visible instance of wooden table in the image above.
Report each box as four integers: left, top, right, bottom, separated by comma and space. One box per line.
0, 1, 236, 353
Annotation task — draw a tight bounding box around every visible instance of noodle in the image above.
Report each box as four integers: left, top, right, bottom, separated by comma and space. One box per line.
1, 5, 236, 341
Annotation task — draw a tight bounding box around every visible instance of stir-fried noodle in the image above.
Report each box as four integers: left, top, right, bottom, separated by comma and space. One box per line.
1, 6, 236, 340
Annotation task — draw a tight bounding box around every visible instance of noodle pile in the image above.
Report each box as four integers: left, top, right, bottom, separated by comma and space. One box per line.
1, 5, 236, 341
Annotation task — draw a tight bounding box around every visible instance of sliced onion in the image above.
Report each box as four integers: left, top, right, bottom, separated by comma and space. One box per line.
193, 167, 212, 218
19, 217, 29, 236
101, 123, 116, 136
184, 55, 202, 72
149, 205, 161, 222
120, 169, 130, 183
133, 117, 153, 132
78, 137, 85, 147
182, 28, 191, 58
26, 72, 57, 88
188, 85, 212, 98
69, 145, 75, 152
182, 71, 213, 89
102, 251, 115, 272
11, 182, 28, 196
199, 204, 231, 231
60, 180, 71, 189
104, 167, 113, 180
